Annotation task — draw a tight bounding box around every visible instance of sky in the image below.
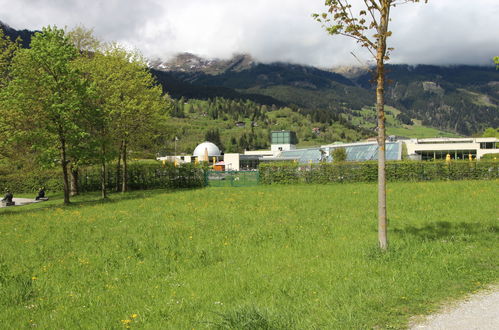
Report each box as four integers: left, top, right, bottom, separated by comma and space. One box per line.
1, 0, 498, 67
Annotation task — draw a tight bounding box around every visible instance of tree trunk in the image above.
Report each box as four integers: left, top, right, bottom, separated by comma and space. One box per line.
60, 137, 70, 205
376, 3, 390, 251
115, 140, 123, 192
121, 139, 128, 193
70, 164, 79, 196
100, 144, 107, 199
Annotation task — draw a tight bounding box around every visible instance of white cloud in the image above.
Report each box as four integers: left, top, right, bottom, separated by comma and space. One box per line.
1, 0, 498, 66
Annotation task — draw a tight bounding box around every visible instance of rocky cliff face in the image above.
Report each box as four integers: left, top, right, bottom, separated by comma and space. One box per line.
149, 53, 256, 75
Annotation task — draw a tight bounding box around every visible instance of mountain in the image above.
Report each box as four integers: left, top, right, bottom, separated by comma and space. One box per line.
160, 53, 499, 135
2, 21, 497, 136
0, 21, 35, 48
150, 53, 256, 75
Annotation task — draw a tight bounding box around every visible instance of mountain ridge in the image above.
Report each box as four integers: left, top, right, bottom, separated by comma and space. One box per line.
1, 21, 497, 135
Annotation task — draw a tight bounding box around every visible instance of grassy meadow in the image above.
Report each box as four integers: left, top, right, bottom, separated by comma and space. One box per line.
0, 181, 497, 328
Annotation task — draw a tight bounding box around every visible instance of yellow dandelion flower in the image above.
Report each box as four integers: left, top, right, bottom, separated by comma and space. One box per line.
131, 314, 138, 319
31, 276, 38, 280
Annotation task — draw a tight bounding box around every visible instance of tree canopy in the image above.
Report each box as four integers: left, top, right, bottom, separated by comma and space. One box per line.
0, 25, 171, 202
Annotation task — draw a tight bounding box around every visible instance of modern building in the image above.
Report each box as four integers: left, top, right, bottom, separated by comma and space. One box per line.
157, 141, 221, 165
158, 133, 498, 171
404, 137, 498, 160
270, 130, 298, 153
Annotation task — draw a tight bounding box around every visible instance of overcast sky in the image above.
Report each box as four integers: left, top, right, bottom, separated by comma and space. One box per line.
1, 0, 498, 67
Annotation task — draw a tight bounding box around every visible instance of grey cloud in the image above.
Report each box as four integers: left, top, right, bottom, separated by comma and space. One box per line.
0, 0, 498, 67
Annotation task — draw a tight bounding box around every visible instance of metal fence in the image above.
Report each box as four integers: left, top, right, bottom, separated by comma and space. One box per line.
205, 170, 259, 187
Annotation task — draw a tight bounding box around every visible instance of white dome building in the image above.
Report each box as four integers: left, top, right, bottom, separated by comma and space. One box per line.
193, 141, 221, 161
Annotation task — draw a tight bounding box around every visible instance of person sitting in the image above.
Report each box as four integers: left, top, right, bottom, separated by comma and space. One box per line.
35, 187, 48, 201
1, 189, 15, 206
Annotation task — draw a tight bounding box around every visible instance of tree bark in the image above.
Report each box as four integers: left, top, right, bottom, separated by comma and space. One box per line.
376, 2, 390, 251
70, 164, 79, 196
60, 136, 70, 205
121, 139, 128, 193
100, 144, 107, 199
115, 140, 123, 192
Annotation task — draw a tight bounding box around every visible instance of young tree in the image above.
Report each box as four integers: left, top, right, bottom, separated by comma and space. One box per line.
314, 0, 428, 250
332, 147, 347, 162
1, 26, 90, 204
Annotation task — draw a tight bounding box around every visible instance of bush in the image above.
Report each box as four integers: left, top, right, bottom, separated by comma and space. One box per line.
481, 153, 499, 161
259, 160, 499, 184
78, 162, 206, 192
331, 147, 347, 162
0, 162, 206, 194
0, 167, 62, 194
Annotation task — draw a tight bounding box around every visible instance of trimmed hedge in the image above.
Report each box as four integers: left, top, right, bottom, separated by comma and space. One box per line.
0, 162, 206, 194
78, 162, 205, 192
0, 168, 62, 194
259, 160, 499, 184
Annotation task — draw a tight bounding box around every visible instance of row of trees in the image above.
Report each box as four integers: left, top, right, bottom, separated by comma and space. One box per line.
0, 26, 169, 204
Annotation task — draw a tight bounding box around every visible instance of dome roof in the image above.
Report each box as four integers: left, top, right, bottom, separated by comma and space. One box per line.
193, 141, 221, 158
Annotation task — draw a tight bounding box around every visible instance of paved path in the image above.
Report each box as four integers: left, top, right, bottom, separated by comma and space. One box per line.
0, 197, 41, 208
410, 287, 499, 330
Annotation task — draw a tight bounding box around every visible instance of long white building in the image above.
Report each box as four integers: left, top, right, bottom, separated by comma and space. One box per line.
404, 137, 498, 160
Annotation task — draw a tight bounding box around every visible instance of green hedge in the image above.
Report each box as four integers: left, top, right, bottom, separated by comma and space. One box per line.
79, 162, 205, 192
259, 160, 499, 184
0, 168, 62, 194
0, 162, 206, 194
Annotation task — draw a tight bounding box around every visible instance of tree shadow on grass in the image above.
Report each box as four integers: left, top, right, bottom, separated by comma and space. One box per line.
392, 221, 498, 241
0, 187, 204, 217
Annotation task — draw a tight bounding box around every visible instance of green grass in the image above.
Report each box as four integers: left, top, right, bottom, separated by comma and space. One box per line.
346, 106, 461, 139
1, 181, 497, 328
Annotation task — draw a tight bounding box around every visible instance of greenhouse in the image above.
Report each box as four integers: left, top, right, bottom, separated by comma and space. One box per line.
274, 142, 403, 163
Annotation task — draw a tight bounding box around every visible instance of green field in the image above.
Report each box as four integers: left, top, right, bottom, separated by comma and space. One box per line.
1, 181, 497, 328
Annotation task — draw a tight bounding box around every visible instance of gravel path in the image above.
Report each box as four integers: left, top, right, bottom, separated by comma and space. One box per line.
410, 287, 499, 330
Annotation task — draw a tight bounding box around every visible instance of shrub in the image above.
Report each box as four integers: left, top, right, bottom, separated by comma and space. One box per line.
331, 147, 347, 162
0, 162, 206, 193
259, 160, 498, 184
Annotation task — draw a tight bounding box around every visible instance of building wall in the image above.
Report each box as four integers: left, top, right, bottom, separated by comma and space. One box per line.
404, 138, 498, 160
224, 153, 240, 171
244, 150, 274, 156
271, 144, 296, 154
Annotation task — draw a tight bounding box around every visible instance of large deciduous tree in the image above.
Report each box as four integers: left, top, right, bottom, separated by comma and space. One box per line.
314, 0, 428, 250
0, 28, 19, 89
77, 44, 168, 194
0, 28, 20, 160
1, 26, 91, 204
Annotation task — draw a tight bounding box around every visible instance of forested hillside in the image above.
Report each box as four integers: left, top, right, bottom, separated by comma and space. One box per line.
2, 21, 497, 139
162, 55, 499, 136
155, 97, 370, 156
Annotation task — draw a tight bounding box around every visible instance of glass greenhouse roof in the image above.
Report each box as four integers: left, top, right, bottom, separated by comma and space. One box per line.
342, 142, 401, 161
279, 148, 324, 163
277, 142, 401, 163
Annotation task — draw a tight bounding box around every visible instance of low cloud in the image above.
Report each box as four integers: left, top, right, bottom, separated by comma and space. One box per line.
1, 0, 497, 67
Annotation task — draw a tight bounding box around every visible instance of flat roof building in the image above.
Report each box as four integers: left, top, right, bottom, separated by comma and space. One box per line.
404, 137, 498, 160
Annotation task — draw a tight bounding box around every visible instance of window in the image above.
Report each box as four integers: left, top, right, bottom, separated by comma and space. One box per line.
480, 142, 497, 149
418, 150, 477, 161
